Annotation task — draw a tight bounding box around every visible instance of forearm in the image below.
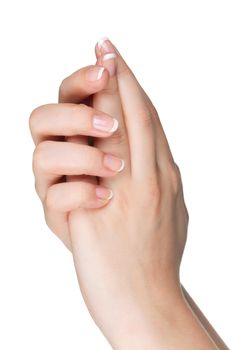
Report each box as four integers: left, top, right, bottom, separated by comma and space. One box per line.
181, 286, 229, 350
110, 286, 218, 350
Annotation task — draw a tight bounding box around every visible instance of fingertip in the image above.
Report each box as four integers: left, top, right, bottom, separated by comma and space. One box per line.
96, 186, 114, 201
95, 36, 111, 58
59, 64, 110, 103
85, 64, 110, 89
97, 37, 110, 49
85, 65, 104, 81
87, 186, 113, 209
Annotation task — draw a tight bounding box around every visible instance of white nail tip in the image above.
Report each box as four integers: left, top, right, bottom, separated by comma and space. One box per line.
103, 53, 117, 61
107, 190, 114, 200
97, 37, 109, 49
97, 67, 105, 80
109, 118, 119, 133
117, 159, 125, 172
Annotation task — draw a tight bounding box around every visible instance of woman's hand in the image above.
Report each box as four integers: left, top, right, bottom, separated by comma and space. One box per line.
29, 65, 122, 250
29, 39, 217, 349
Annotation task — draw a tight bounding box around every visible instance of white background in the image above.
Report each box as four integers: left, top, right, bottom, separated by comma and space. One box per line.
0, 0, 231, 348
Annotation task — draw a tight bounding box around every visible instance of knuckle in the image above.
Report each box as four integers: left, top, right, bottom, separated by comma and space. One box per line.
34, 180, 40, 197
45, 185, 59, 211
149, 177, 162, 207
58, 78, 66, 100
137, 109, 154, 128
141, 174, 162, 211
168, 161, 182, 194
29, 104, 50, 132
34, 180, 46, 203
33, 140, 52, 173
29, 106, 42, 131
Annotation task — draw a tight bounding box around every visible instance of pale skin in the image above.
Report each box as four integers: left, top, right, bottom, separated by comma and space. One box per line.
29, 38, 228, 349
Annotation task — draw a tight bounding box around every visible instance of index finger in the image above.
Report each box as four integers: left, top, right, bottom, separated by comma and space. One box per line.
58, 64, 110, 103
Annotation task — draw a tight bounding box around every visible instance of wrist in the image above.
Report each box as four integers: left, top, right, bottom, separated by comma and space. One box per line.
107, 283, 185, 349
109, 285, 217, 350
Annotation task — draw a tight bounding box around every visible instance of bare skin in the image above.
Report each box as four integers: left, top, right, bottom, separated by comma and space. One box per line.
29, 38, 227, 349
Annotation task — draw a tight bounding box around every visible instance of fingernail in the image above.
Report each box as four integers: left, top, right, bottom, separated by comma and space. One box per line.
97, 37, 117, 76
103, 53, 117, 61
97, 37, 116, 54
96, 186, 113, 200
93, 115, 119, 132
97, 37, 110, 50
103, 154, 125, 172
102, 53, 117, 76
86, 66, 105, 81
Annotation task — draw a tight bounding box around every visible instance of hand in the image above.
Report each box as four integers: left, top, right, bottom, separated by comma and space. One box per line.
29, 65, 121, 250
29, 39, 217, 349
69, 39, 190, 347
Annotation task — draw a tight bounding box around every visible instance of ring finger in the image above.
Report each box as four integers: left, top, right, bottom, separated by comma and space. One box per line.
33, 141, 125, 201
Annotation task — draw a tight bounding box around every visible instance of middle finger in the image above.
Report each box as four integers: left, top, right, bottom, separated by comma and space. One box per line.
29, 103, 119, 145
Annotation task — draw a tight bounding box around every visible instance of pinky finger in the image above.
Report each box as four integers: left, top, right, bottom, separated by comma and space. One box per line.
45, 181, 113, 212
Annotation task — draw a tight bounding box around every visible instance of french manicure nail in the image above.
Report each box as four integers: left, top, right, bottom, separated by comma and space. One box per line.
96, 186, 113, 200
103, 154, 125, 172
97, 37, 110, 50
97, 37, 117, 76
103, 53, 117, 62
102, 53, 117, 76
97, 37, 116, 54
93, 115, 119, 132
86, 66, 105, 81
